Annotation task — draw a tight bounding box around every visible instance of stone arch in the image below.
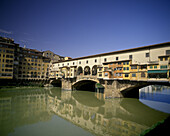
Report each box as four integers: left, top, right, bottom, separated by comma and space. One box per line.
72, 79, 99, 91
119, 81, 170, 98
92, 65, 97, 75
77, 66, 83, 75
50, 79, 61, 87
84, 66, 91, 75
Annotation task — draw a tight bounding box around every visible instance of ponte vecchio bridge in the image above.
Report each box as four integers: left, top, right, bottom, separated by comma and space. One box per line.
50, 42, 170, 97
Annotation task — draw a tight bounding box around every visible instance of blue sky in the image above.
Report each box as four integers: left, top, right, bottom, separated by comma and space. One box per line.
0, 0, 170, 58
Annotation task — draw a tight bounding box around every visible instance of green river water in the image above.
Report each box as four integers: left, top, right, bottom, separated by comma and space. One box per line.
0, 86, 169, 136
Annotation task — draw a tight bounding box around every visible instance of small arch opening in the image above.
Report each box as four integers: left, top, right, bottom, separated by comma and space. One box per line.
84, 66, 91, 75
77, 66, 83, 75
92, 65, 97, 75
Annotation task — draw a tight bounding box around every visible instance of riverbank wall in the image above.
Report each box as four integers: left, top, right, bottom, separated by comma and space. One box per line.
0, 79, 50, 87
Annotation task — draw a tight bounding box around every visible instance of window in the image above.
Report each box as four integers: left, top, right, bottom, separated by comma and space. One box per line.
132, 73, 136, 77
141, 72, 145, 77
140, 65, 147, 69
104, 58, 107, 62
123, 62, 129, 65
166, 50, 170, 55
125, 74, 129, 77
118, 62, 121, 65
127, 67, 129, 70
86, 60, 88, 64
95, 59, 97, 63
160, 65, 167, 69
79, 61, 81, 64
105, 73, 108, 76
73, 62, 74, 65
154, 66, 157, 69
67, 63, 69, 65
160, 58, 163, 61
129, 55, 133, 60
131, 65, 137, 69
146, 53, 149, 57
117, 73, 122, 77
150, 66, 153, 69
165, 57, 168, 61
116, 57, 119, 60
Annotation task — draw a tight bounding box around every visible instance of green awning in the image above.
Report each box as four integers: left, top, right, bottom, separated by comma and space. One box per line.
148, 70, 168, 74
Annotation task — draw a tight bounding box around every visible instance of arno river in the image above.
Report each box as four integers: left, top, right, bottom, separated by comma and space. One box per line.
0, 85, 170, 136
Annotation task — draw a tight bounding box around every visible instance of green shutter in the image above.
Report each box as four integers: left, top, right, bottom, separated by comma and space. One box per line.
147, 70, 167, 73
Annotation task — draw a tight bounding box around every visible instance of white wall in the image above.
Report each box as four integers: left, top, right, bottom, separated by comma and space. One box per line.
53, 45, 170, 70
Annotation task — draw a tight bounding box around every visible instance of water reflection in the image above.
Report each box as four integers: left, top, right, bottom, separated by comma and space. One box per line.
0, 87, 169, 136
139, 85, 170, 113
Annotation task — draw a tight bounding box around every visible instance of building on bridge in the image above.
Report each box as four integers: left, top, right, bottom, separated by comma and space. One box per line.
51, 42, 170, 97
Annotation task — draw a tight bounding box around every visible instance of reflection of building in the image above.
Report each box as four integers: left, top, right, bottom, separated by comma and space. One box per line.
0, 88, 168, 136
0, 89, 52, 135
48, 90, 150, 136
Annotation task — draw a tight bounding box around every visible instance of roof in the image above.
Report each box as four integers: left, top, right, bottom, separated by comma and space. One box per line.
147, 63, 159, 65
158, 55, 170, 58
53, 42, 170, 63
22, 47, 42, 53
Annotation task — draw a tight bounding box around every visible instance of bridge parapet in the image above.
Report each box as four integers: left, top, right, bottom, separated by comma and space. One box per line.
77, 75, 97, 81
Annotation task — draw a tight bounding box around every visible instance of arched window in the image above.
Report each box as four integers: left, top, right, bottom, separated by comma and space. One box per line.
92, 65, 97, 75
84, 66, 90, 75
77, 66, 83, 75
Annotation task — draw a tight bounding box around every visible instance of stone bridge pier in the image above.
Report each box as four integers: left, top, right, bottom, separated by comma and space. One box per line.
61, 78, 152, 98
104, 80, 149, 98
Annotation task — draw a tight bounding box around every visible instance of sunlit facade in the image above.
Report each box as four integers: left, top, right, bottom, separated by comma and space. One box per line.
53, 42, 170, 83
0, 37, 19, 79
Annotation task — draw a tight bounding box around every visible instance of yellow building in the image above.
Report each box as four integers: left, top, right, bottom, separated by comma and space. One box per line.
0, 37, 19, 79
18, 48, 50, 80
147, 55, 169, 81
130, 64, 139, 81
97, 66, 103, 79
138, 64, 148, 81
64, 57, 72, 60
123, 60, 131, 80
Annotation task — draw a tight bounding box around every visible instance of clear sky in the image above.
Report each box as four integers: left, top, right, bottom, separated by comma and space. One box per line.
0, 0, 170, 58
